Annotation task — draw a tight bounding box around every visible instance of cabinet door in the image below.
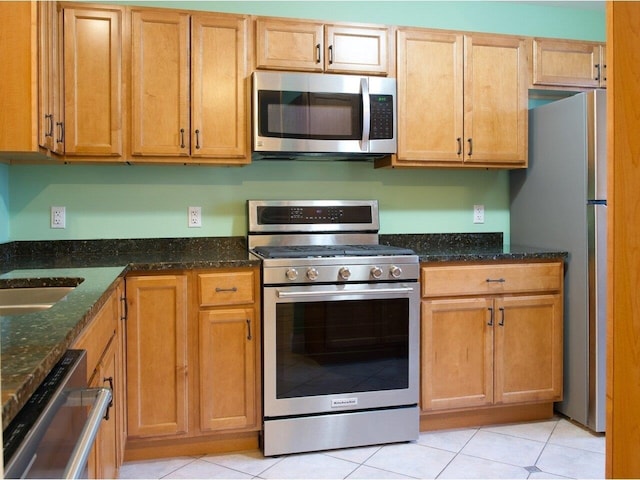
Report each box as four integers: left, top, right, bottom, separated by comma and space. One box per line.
191, 14, 248, 160
126, 274, 189, 438
532, 38, 602, 88
325, 25, 388, 75
396, 29, 463, 164
464, 34, 528, 166
199, 308, 257, 432
256, 18, 324, 71
114, 281, 127, 468
37, 1, 56, 151
40, 2, 64, 155
421, 298, 494, 411
131, 10, 190, 156
63, 6, 123, 156
94, 337, 118, 480
494, 294, 563, 404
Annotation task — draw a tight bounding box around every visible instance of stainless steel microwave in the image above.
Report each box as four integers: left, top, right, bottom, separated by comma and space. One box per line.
252, 71, 397, 160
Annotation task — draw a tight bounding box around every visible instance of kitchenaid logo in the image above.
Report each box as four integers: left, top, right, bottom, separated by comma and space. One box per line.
331, 398, 358, 408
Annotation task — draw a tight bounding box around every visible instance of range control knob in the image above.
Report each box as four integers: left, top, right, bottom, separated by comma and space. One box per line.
390, 265, 403, 278
370, 266, 383, 279
306, 267, 319, 281
338, 267, 351, 280
285, 268, 298, 281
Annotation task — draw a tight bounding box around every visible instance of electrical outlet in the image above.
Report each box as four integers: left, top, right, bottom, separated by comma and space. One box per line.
473, 204, 485, 224
188, 206, 202, 228
51, 206, 66, 229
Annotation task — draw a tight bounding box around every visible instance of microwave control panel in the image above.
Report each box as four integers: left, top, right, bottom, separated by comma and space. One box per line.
370, 95, 394, 140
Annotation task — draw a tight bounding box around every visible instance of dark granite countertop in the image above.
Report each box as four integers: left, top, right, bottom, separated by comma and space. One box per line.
380, 233, 568, 263
1, 237, 259, 429
1, 266, 126, 430
0, 233, 566, 429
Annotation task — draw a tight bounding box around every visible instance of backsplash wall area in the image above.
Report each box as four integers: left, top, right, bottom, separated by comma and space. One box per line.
3, 1, 604, 244
8, 163, 508, 241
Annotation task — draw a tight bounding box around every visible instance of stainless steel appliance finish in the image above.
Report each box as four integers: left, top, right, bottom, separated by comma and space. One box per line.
3, 350, 113, 479
252, 72, 396, 159
248, 200, 420, 456
510, 90, 606, 432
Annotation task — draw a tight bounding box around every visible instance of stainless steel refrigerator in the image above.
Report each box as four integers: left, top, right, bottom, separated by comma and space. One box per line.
510, 90, 606, 432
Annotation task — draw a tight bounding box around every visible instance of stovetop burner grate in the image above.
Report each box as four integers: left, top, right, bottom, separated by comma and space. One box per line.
253, 244, 416, 259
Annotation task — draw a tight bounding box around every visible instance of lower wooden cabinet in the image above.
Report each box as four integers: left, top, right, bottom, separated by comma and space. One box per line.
71, 279, 125, 479
420, 261, 563, 428
124, 267, 260, 458
125, 274, 189, 438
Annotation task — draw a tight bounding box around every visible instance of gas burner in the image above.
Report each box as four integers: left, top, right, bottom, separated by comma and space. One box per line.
252, 244, 416, 259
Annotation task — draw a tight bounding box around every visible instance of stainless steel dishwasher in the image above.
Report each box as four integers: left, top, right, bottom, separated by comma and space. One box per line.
3, 350, 112, 479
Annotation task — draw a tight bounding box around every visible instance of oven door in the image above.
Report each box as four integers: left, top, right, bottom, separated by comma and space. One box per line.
263, 282, 419, 418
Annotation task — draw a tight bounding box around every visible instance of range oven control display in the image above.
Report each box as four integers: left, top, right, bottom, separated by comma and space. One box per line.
257, 205, 372, 225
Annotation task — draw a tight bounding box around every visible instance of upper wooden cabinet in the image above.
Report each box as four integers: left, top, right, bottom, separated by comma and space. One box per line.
130, 9, 249, 163
0, 1, 123, 160
62, 5, 124, 157
382, 28, 527, 169
40, 3, 124, 158
256, 17, 389, 75
531, 38, 607, 89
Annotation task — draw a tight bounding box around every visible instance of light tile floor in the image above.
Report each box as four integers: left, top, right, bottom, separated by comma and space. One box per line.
119, 416, 605, 479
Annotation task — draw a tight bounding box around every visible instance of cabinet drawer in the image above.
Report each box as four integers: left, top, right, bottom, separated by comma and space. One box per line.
198, 271, 255, 307
421, 262, 562, 298
71, 294, 118, 377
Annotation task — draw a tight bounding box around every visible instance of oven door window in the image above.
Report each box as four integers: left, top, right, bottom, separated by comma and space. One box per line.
258, 90, 362, 140
275, 298, 409, 399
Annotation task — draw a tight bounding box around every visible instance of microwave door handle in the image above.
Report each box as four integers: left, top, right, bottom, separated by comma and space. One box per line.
361, 77, 370, 152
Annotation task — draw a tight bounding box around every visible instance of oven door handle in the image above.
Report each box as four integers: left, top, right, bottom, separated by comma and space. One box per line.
276, 286, 414, 299
62, 387, 113, 479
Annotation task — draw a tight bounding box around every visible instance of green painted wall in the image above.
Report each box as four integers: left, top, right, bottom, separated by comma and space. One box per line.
0, 165, 8, 243
5, 1, 605, 244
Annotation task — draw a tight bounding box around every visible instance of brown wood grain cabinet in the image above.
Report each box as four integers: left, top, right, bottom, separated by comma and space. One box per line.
420, 262, 563, 430
43, 3, 124, 157
531, 38, 606, 89
381, 29, 527, 169
0, 1, 44, 156
256, 17, 389, 75
196, 269, 260, 433
71, 280, 125, 479
125, 274, 189, 439
130, 9, 249, 163
123, 268, 260, 460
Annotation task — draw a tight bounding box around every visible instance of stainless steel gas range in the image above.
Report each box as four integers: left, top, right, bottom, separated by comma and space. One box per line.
247, 200, 420, 457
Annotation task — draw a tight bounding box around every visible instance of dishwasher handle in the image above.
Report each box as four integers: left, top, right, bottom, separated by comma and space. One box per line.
62, 387, 112, 479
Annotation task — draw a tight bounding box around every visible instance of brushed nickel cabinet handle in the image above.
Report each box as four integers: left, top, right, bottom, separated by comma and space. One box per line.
56, 121, 64, 144
487, 307, 494, 326
328, 45, 333, 64
498, 307, 505, 326
467, 137, 473, 156
316, 43, 321, 63
195, 129, 201, 149
45, 114, 54, 137
215, 287, 237, 293
180, 128, 185, 148
486, 278, 506, 283
457, 137, 462, 155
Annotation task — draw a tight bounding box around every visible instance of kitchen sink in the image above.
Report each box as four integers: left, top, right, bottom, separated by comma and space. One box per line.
0, 279, 84, 315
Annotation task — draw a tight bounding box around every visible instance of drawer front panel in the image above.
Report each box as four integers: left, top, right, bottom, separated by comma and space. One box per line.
198, 271, 255, 306
421, 262, 562, 298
